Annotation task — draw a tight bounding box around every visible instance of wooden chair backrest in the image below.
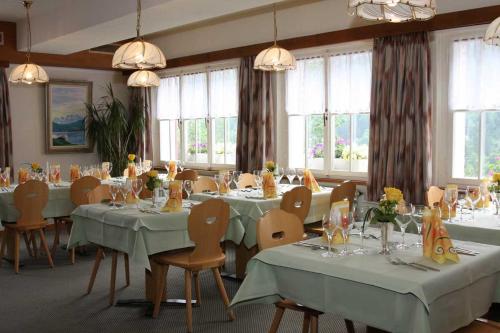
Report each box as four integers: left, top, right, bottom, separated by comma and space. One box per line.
280, 186, 312, 224
188, 199, 229, 262
238, 173, 256, 189
13, 180, 49, 226
192, 176, 218, 193
138, 173, 152, 199
427, 186, 444, 207
330, 180, 356, 210
175, 169, 198, 182
87, 184, 111, 204
70, 176, 101, 206
257, 208, 304, 251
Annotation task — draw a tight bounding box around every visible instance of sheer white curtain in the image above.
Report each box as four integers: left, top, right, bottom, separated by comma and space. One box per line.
286, 57, 325, 115
449, 38, 500, 111
209, 68, 238, 118
157, 76, 180, 120
181, 72, 208, 119
329, 51, 372, 114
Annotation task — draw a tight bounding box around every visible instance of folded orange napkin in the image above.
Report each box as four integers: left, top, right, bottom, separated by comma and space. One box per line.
262, 171, 277, 199
162, 180, 183, 212
127, 163, 137, 179
1, 167, 10, 187
423, 207, 459, 264
49, 164, 61, 183
167, 160, 177, 181
18, 168, 29, 184
70, 165, 80, 182
477, 179, 490, 208
303, 169, 320, 192
218, 172, 231, 194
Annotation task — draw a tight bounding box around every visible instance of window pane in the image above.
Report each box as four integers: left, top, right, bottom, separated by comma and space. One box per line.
332, 114, 351, 171
213, 118, 225, 164
289, 116, 306, 168
307, 115, 325, 170
181, 72, 208, 119
210, 68, 238, 118
196, 119, 208, 163
159, 120, 179, 161
184, 120, 196, 163
286, 57, 325, 115
483, 111, 500, 177
226, 117, 237, 165
351, 114, 370, 172
453, 112, 480, 179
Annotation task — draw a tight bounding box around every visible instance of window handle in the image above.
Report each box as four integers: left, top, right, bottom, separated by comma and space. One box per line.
205, 117, 209, 126
323, 111, 329, 127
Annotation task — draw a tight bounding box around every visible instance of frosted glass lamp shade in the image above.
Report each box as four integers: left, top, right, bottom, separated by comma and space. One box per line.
127, 70, 160, 87
8, 63, 49, 84
348, 0, 437, 23
112, 40, 166, 70
254, 45, 296, 71
485, 17, 500, 46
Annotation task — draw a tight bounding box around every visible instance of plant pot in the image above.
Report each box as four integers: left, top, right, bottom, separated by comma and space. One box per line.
308, 158, 324, 170
351, 159, 368, 172
333, 158, 349, 171
378, 222, 394, 255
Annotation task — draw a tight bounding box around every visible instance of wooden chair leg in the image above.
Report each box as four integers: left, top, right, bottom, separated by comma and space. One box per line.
38, 229, 54, 268
152, 264, 167, 318
51, 219, 60, 256
185, 270, 193, 333
310, 315, 319, 333
31, 231, 38, 258
193, 272, 201, 305
124, 253, 130, 287
70, 248, 75, 264
0, 229, 7, 266
344, 319, 355, 333
22, 232, 33, 257
87, 247, 104, 294
269, 306, 285, 333
302, 313, 311, 333
109, 250, 118, 306
211, 267, 235, 321
14, 231, 20, 273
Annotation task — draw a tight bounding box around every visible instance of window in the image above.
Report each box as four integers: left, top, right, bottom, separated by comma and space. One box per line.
157, 66, 238, 167
449, 37, 500, 179
285, 49, 372, 174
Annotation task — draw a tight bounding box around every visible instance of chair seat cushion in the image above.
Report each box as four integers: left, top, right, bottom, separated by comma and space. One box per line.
153, 250, 225, 271
5, 221, 48, 231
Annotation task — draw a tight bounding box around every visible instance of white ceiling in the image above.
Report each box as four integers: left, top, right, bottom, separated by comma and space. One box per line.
2, 0, 500, 55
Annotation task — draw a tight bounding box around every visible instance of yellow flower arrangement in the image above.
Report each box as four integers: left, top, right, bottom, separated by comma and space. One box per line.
128, 154, 136, 162
148, 170, 159, 178
493, 173, 500, 183
265, 161, 275, 172
384, 187, 404, 202
31, 162, 41, 171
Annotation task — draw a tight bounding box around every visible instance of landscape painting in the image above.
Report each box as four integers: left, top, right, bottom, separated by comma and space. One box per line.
46, 80, 92, 153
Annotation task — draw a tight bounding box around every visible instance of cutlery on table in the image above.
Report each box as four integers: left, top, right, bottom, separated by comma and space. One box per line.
454, 247, 479, 255
387, 257, 427, 271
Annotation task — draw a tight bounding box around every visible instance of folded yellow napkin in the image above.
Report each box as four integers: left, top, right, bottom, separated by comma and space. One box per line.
423, 207, 459, 264
303, 169, 320, 192
70, 165, 80, 182
101, 162, 111, 180
1, 167, 10, 187
262, 171, 277, 199
477, 179, 490, 208
162, 180, 183, 212
323, 200, 350, 244
127, 163, 137, 179
219, 172, 230, 194
167, 160, 177, 181
18, 168, 29, 184
50, 165, 61, 183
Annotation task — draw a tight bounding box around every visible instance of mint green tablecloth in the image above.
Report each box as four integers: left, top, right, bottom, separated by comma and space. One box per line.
445, 210, 500, 246
67, 200, 245, 270
191, 185, 331, 248
231, 232, 500, 333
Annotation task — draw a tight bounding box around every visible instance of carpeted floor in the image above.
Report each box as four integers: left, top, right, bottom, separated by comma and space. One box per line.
0, 235, 367, 333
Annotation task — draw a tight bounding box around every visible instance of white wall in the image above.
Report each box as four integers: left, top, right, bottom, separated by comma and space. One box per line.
6, 65, 128, 179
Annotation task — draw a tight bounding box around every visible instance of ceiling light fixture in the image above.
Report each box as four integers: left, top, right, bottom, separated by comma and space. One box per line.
112, 0, 166, 70
485, 17, 500, 46
9, 1, 49, 85
348, 0, 437, 23
127, 70, 160, 87
254, 4, 296, 71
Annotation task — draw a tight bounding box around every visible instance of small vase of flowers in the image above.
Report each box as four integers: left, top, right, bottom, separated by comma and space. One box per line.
265, 161, 276, 173
489, 173, 500, 215
146, 170, 162, 207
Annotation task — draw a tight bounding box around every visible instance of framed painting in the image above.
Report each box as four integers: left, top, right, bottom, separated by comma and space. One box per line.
46, 80, 92, 153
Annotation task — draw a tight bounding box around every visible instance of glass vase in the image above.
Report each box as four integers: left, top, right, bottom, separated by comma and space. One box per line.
379, 222, 393, 255
152, 187, 160, 208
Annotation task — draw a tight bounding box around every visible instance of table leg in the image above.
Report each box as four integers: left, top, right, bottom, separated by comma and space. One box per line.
235, 243, 258, 279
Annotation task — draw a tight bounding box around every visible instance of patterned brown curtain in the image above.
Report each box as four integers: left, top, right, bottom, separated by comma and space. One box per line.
130, 87, 153, 160
236, 57, 275, 172
0, 68, 13, 171
368, 32, 432, 204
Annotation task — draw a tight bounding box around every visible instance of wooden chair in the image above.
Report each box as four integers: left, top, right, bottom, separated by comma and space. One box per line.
257, 208, 354, 333
427, 186, 444, 207
454, 319, 500, 332
175, 169, 199, 182
151, 199, 235, 332
86, 186, 130, 306
192, 176, 218, 193
54, 176, 101, 263
238, 173, 256, 189
280, 186, 312, 224
0, 180, 53, 273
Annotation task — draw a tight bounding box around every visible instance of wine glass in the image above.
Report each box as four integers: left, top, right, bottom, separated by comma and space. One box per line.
232, 171, 241, 189
109, 184, 120, 208
443, 187, 458, 223
275, 167, 284, 185
353, 205, 369, 255
395, 203, 414, 250
480, 184, 490, 212
177, 161, 184, 172
214, 174, 222, 195
223, 172, 233, 194
107, 162, 113, 178
321, 213, 336, 258
253, 170, 262, 188
457, 191, 467, 221
286, 168, 296, 186
466, 186, 481, 221
120, 181, 132, 207
295, 168, 304, 185
184, 180, 193, 200
491, 191, 499, 215
412, 205, 426, 247
131, 179, 143, 209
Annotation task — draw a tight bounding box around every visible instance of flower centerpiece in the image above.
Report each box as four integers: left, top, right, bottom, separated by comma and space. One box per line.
31, 162, 43, 173
127, 153, 137, 179
146, 170, 162, 207
489, 173, 500, 215
265, 161, 276, 173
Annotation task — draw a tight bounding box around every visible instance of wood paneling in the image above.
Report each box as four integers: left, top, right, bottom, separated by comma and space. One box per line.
165, 5, 500, 69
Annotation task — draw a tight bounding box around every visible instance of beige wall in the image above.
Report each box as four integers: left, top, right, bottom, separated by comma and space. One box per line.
6, 65, 128, 179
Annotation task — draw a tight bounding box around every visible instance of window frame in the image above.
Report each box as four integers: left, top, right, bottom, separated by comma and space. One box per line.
156, 59, 240, 170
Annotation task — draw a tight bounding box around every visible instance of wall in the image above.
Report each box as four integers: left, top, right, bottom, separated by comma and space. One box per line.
6, 65, 128, 178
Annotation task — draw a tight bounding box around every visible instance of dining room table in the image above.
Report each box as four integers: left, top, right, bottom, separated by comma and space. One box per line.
230, 230, 500, 333
443, 208, 500, 246
190, 184, 332, 278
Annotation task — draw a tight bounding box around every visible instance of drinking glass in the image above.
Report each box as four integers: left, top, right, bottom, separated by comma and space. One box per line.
131, 179, 143, 209
412, 205, 425, 247
321, 214, 336, 258
395, 203, 414, 250
184, 180, 193, 200
223, 172, 233, 194
232, 171, 242, 189
443, 187, 458, 223
253, 170, 263, 188
353, 205, 369, 255
336, 211, 353, 256
491, 192, 499, 215
108, 162, 113, 177
295, 169, 304, 185
457, 191, 467, 221
177, 161, 184, 172
109, 184, 120, 208
275, 167, 284, 185
120, 181, 132, 206
466, 186, 481, 221
214, 174, 222, 195
480, 184, 490, 212
286, 168, 296, 185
